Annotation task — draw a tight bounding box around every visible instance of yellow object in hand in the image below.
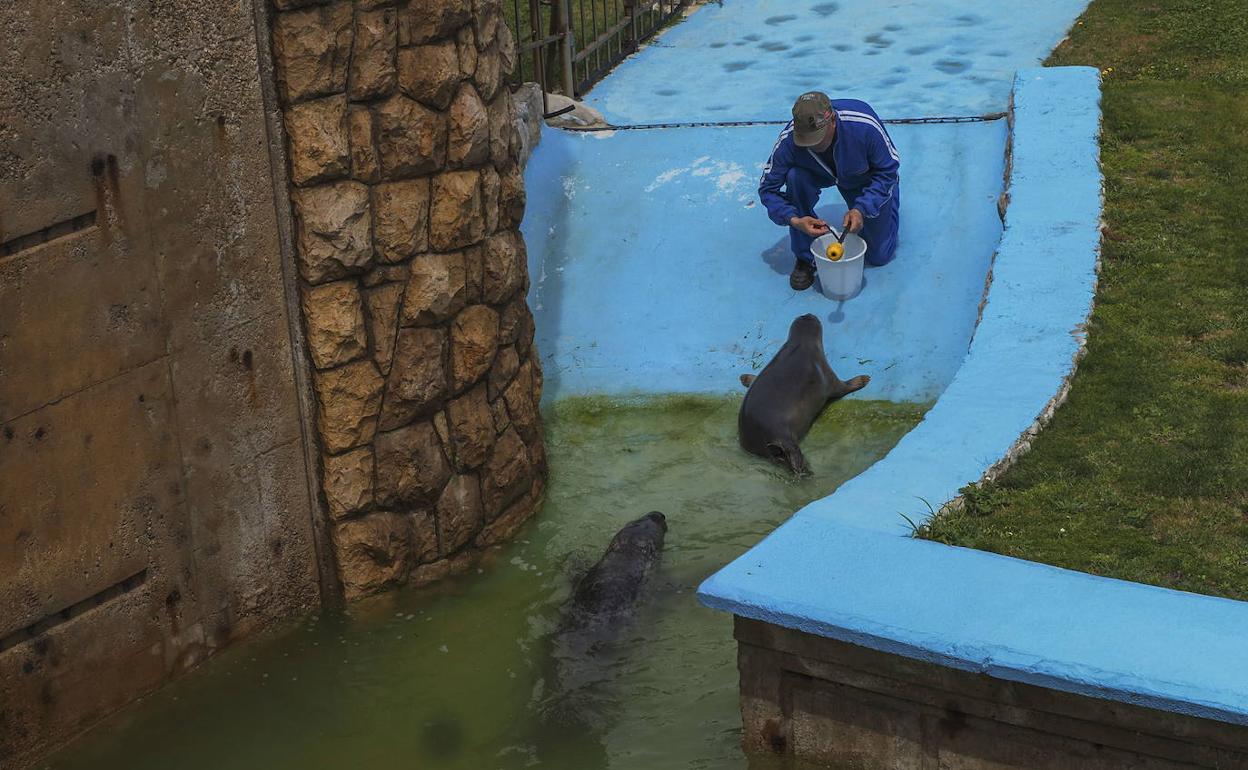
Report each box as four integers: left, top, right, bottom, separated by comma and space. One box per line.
825, 242, 844, 261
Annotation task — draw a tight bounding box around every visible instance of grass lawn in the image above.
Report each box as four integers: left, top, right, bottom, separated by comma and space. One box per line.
918, 0, 1248, 599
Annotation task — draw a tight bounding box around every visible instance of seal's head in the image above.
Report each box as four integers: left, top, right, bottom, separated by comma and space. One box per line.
641, 511, 668, 532
610, 511, 668, 554
789, 313, 823, 345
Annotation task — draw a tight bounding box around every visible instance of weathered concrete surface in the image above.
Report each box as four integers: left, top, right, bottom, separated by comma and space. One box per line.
0, 0, 547, 761
583, 0, 1091, 123
735, 618, 1248, 769
0, 0, 322, 766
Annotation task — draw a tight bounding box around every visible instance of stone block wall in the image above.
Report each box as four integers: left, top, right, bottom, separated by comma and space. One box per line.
269, 0, 547, 599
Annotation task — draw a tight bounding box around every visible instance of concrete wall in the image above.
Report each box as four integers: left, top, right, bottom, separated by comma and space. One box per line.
0, 0, 550, 761
735, 618, 1248, 769
0, 1, 324, 765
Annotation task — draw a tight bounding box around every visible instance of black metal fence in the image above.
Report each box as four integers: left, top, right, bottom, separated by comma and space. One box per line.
505, 0, 688, 101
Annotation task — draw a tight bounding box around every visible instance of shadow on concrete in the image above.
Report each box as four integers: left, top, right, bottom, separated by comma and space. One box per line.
820, 274, 870, 324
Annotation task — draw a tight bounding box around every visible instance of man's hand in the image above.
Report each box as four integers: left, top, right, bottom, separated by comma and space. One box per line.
789, 216, 831, 238
842, 208, 864, 234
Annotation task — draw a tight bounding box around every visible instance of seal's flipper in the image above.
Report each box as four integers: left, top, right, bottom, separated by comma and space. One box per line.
844, 374, 870, 393
767, 440, 811, 477
740, 374, 756, 388
831, 374, 871, 400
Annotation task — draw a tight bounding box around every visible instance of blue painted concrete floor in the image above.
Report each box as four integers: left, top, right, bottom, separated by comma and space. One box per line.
524, 121, 1005, 402
587, 0, 1091, 123
524, 1, 1090, 405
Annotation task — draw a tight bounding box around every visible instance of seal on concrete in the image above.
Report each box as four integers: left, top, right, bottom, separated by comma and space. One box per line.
738, 314, 870, 475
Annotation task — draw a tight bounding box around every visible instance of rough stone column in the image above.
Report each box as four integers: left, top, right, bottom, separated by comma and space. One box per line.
269, 0, 545, 600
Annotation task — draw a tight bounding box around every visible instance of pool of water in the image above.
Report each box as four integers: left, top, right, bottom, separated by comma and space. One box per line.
45, 395, 925, 770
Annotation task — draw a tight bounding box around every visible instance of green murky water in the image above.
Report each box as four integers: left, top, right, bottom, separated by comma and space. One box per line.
46, 395, 925, 770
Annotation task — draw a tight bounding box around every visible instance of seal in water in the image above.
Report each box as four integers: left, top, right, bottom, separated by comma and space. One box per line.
561, 511, 667, 635
738, 313, 869, 476
531, 512, 668, 764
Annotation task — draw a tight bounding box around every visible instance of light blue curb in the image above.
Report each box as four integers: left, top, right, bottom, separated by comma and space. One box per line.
698, 67, 1248, 724
698, 517, 1248, 725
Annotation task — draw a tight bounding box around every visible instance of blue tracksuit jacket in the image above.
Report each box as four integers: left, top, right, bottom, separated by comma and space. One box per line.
758, 99, 900, 227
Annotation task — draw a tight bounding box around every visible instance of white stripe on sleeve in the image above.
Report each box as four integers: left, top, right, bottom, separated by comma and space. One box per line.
836, 111, 900, 162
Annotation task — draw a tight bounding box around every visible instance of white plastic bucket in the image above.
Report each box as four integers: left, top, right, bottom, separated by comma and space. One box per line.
811, 231, 867, 300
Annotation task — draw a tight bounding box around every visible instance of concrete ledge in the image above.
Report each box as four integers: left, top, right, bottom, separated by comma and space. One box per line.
702, 519, 1248, 725
699, 67, 1248, 739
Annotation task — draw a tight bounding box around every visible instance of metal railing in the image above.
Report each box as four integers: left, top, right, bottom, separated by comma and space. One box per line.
505, 0, 688, 102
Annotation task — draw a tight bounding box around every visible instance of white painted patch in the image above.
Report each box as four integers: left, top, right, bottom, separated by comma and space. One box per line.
644, 167, 689, 192
644, 158, 750, 198
717, 167, 747, 193
690, 156, 713, 177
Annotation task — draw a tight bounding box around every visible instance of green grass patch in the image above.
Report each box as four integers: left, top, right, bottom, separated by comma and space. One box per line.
918, 0, 1248, 599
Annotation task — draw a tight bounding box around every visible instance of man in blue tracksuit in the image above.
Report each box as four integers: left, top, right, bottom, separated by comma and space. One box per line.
759, 91, 900, 290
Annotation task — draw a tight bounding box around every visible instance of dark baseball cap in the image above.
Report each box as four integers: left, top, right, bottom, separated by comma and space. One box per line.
792, 91, 834, 147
